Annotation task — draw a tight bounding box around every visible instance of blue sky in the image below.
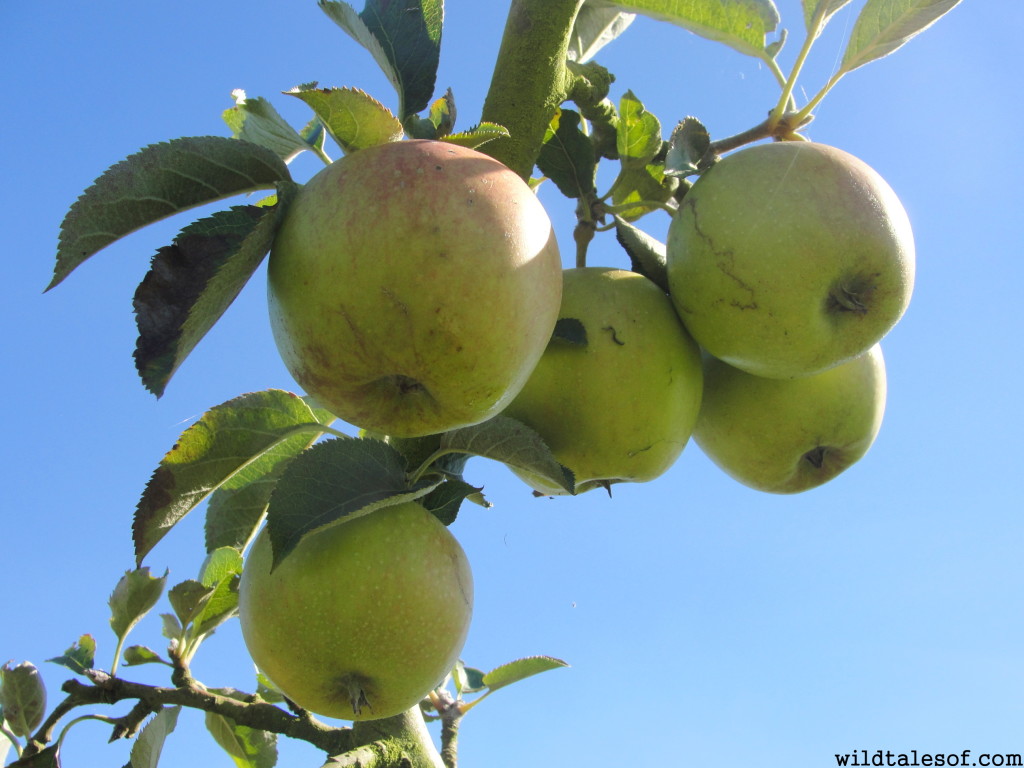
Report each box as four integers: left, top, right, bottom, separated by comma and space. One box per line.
3, 1, 1022, 766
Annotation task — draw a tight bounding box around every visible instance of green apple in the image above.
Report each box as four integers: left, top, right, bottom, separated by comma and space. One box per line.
693, 345, 886, 493
502, 267, 703, 495
268, 139, 563, 438
667, 141, 914, 379
237, 501, 473, 721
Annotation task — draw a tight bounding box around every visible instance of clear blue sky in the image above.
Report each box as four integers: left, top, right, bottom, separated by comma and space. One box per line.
3, 2, 1021, 766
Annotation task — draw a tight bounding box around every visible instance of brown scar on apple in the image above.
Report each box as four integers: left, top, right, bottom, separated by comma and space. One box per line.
602, 326, 625, 345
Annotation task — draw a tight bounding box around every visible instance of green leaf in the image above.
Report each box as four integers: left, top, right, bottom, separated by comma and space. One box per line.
129, 706, 181, 768
419, 478, 488, 526
839, 0, 962, 75
222, 89, 314, 163
109, 568, 168, 644
615, 218, 669, 292
192, 549, 244, 637
568, 2, 636, 63
536, 109, 596, 199
50, 136, 290, 289
453, 661, 487, 694
10, 744, 60, 768
616, 90, 662, 167
133, 191, 295, 397
597, 0, 781, 60
610, 163, 677, 221
439, 416, 575, 495
204, 399, 336, 554
133, 390, 335, 565
45, 635, 96, 675
285, 86, 404, 153
802, 0, 852, 33
664, 116, 712, 177
318, 0, 443, 119
168, 580, 217, 628
440, 123, 510, 149
160, 614, 183, 643
427, 87, 456, 138
205, 706, 277, 768
265, 437, 440, 567
122, 646, 172, 668
0, 662, 46, 738
482, 656, 569, 692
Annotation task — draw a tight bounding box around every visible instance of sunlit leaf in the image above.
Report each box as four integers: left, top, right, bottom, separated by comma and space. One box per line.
129, 706, 181, 768
46, 635, 96, 675
568, 2, 636, 63
482, 656, 569, 691
109, 568, 168, 644
840, 0, 962, 74
222, 89, 313, 163
285, 86, 404, 153
0, 662, 46, 737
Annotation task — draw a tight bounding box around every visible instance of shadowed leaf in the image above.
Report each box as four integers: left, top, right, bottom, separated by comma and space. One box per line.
46, 635, 96, 675
204, 399, 335, 553
440, 416, 575, 494
133, 191, 294, 397
133, 390, 335, 565
265, 437, 440, 567
0, 662, 46, 738
569, 2, 636, 63
50, 136, 289, 289
616, 218, 669, 292
665, 116, 712, 177
318, 0, 443, 119
205, 690, 278, 768
129, 707, 181, 768
109, 568, 168, 643
537, 109, 596, 199
420, 479, 488, 526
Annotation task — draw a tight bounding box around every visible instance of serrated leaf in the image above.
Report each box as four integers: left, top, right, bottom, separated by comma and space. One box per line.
569, 2, 636, 63
133, 192, 294, 397
617, 90, 662, 167
109, 568, 168, 643
610, 163, 677, 221
839, 0, 961, 75
665, 116, 712, 177
133, 390, 335, 565
440, 416, 575, 495
223, 90, 313, 163
318, 0, 443, 119
597, 0, 780, 59
536, 109, 596, 199
122, 646, 172, 668
615, 218, 669, 292
204, 400, 335, 554
129, 706, 181, 768
419, 479, 487, 526
440, 123, 510, 149
0, 662, 46, 737
265, 437, 440, 567
200, 547, 245, 587
46, 635, 96, 675
205, 710, 278, 768
482, 656, 569, 692
802, 0, 852, 33
285, 86, 404, 153
50, 136, 290, 289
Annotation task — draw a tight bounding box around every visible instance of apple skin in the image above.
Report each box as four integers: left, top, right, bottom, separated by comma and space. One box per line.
667, 142, 914, 379
502, 267, 704, 495
693, 344, 886, 494
268, 139, 562, 438
237, 501, 473, 721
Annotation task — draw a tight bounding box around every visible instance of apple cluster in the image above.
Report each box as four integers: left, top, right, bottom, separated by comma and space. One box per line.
242, 138, 913, 722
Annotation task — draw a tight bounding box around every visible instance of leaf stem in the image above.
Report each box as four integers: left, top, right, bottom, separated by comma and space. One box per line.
769, 9, 828, 129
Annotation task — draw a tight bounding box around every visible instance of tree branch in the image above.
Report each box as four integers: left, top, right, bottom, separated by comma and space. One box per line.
479, 0, 586, 179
